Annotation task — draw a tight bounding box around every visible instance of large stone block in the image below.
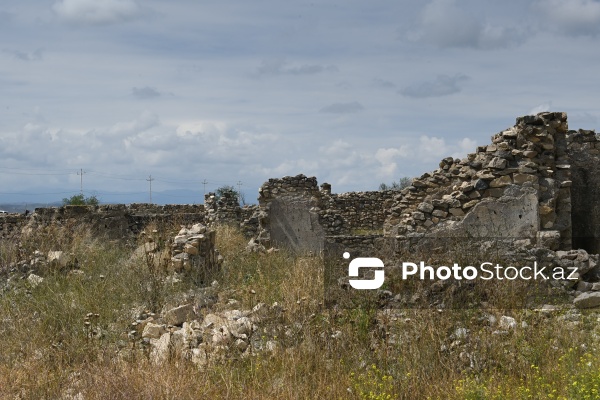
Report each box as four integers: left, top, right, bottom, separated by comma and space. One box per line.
574, 292, 600, 309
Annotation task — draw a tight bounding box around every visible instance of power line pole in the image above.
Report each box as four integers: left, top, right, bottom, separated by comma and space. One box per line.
77, 169, 86, 194
147, 175, 155, 204
202, 179, 208, 202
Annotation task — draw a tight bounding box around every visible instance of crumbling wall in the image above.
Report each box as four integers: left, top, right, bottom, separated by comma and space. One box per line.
255, 112, 596, 259
22, 204, 207, 240
384, 112, 572, 251
255, 175, 325, 253
0, 213, 28, 240
319, 189, 396, 236
1, 200, 260, 244
253, 175, 395, 253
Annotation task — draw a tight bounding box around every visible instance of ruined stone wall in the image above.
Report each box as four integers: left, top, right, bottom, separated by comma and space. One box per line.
255, 112, 596, 258
255, 175, 395, 252
4, 112, 598, 259
0, 213, 28, 240
256, 175, 324, 253
319, 190, 396, 236
384, 112, 572, 251
25, 204, 208, 240
0, 200, 260, 244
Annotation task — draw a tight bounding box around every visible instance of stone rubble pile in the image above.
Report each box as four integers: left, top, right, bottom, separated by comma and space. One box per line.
128, 298, 284, 367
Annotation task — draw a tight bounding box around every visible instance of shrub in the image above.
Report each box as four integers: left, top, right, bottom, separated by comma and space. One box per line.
62, 194, 99, 206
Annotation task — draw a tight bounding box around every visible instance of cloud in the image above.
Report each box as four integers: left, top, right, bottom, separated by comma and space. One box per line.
400, 74, 469, 98
254, 59, 338, 78
375, 146, 409, 176
534, 0, 600, 36
108, 110, 159, 137
53, 0, 142, 25
173, 120, 279, 164
5, 48, 44, 61
132, 86, 161, 99
319, 101, 364, 114
455, 138, 478, 157
411, 0, 526, 49
417, 135, 477, 162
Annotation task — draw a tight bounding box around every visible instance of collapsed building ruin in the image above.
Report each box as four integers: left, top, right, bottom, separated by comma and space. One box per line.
2, 112, 600, 300
1, 111, 598, 255
252, 112, 600, 257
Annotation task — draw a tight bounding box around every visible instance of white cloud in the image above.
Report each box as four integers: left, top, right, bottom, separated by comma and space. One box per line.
109, 110, 159, 137
455, 138, 478, 158
534, 0, 600, 36
416, 135, 476, 162
173, 120, 279, 164
375, 147, 409, 177
411, 0, 525, 49
175, 120, 229, 143
400, 74, 469, 98
53, 0, 142, 25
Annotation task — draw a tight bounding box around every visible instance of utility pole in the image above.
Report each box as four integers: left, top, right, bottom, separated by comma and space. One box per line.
202, 179, 208, 202
77, 169, 86, 194
147, 175, 155, 204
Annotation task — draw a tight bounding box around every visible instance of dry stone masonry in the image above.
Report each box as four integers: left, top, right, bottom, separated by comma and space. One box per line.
384, 112, 572, 251
170, 223, 223, 275
252, 175, 397, 253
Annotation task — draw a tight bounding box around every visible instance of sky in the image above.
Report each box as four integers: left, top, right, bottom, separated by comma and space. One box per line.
1, 0, 599, 205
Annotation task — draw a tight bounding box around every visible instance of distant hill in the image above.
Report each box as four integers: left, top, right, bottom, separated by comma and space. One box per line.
0, 202, 62, 213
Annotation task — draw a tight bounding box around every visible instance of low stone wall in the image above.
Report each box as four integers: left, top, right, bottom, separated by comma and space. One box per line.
23, 204, 207, 240
0, 200, 259, 244
0, 213, 28, 240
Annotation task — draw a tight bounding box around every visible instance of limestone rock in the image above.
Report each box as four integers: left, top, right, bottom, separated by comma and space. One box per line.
574, 292, 600, 309
48, 251, 69, 269
489, 176, 512, 188
150, 332, 171, 364
142, 322, 167, 339
164, 304, 195, 326
499, 316, 517, 330
27, 273, 44, 287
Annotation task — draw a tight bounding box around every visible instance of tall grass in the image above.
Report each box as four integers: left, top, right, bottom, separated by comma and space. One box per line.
0, 223, 599, 399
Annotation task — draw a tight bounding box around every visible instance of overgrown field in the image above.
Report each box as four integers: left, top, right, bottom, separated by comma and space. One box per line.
1, 223, 600, 399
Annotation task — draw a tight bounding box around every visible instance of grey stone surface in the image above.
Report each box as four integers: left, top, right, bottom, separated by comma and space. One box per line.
574, 292, 600, 309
